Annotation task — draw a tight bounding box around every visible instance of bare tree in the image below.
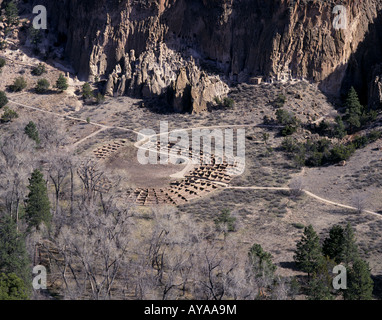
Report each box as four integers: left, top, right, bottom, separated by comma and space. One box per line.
289, 177, 304, 199
50, 200, 134, 300
190, 240, 239, 300
37, 115, 69, 149
46, 150, 73, 215
352, 193, 367, 214
271, 276, 295, 300
77, 158, 105, 204
0, 130, 35, 228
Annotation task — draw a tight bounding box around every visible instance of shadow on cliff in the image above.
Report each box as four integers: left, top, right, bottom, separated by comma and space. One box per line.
137, 95, 185, 115
372, 274, 382, 299
320, 9, 382, 107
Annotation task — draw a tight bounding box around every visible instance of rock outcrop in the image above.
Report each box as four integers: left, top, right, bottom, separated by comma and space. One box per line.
102, 43, 229, 112
31, 0, 382, 110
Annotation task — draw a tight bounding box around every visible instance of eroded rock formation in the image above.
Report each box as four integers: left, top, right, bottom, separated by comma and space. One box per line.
31, 0, 382, 110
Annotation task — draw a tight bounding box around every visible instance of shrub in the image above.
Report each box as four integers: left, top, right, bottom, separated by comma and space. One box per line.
31, 63, 46, 76
281, 124, 297, 136
281, 137, 356, 167
0, 41, 7, 50
352, 131, 382, 150
318, 120, 330, 133
276, 109, 299, 126
56, 74, 68, 92
9, 77, 27, 92
35, 79, 50, 94
0, 273, 29, 300
330, 144, 355, 163
222, 97, 234, 108
368, 130, 381, 142
306, 151, 324, 167
333, 116, 347, 139
275, 94, 287, 108
214, 208, 236, 233
353, 135, 369, 149
24, 121, 40, 144
293, 151, 306, 169
0, 91, 8, 108
1, 107, 19, 123
213, 96, 235, 109
5, 0, 18, 25
82, 83, 94, 100
213, 96, 221, 104
96, 93, 105, 104
0, 58, 6, 69
281, 137, 299, 153
29, 27, 42, 49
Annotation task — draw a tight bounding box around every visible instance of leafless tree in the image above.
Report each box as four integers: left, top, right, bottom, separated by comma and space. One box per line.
271, 276, 294, 300
0, 130, 35, 228
77, 158, 105, 204
46, 150, 73, 215
190, 240, 238, 300
128, 208, 199, 300
36, 115, 69, 149
352, 193, 367, 214
289, 177, 304, 199
50, 200, 134, 300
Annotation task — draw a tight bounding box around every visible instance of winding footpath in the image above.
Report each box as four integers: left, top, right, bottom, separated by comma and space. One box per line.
7, 97, 381, 219
226, 186, 380, 218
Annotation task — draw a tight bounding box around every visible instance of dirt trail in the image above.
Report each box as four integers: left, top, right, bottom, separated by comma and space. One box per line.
8, 98, 141, 131
72, 127, 108, 148
9, 97, 381, 218
227, 186, 381, 219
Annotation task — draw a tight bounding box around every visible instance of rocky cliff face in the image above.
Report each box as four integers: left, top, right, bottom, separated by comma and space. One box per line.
32, 0, 382, 110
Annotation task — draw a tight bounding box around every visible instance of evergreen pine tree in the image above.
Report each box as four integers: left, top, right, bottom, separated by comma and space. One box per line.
5, 0, 18, 25
214, 208, 236, 233
344, 87, 364, 131
0, 91, 8, 108
25, 169, 51, 230
308, 257, 336, 300
0, 273, 29, 300
9, 76, 27, 92
343, 222, 359, 266
322, 225, 345, 264
334, 116, 347, 139
248, 243, 277, 279
0, 58, 5, 69
0, 215, 31, 287
56, 74, 68, 92
35, 79, 50, 94
24, 121, 40, 145
344, 259, 374, 300
82, 83, 94, 100
1, 106, 19, 123
294, 225, 323, 278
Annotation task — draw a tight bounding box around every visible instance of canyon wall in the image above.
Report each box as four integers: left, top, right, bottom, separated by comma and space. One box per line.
31, 0, 382, 110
